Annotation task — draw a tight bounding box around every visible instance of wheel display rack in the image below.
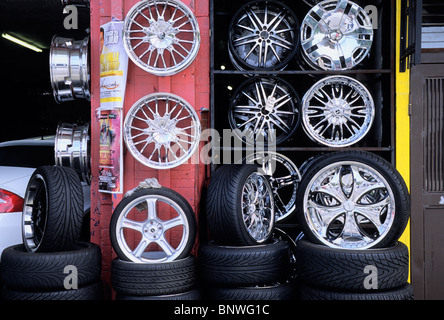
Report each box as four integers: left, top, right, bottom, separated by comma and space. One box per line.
209, 0, 396, 239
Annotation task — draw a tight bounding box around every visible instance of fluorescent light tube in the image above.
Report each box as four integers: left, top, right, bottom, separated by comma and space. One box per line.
2, 33, 42, 53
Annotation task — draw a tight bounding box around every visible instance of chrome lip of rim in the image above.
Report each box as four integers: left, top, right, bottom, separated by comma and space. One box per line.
241, 171, 275, 243
300, 0, 373, 71
242, 151, 301, 222
22, 174, 47, 253
229, 77, 300, 146
55, 122, 91, 184
301, 75, 375, 147
303, 161, 396, 250
124, 92, 201, 169
115, 194, 190, 263
228, 0, 299, 70
49, 36, 90, 103
123, 0, 200, 76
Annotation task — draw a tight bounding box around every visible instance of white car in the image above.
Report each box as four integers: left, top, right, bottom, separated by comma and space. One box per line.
0, 136, 90, 256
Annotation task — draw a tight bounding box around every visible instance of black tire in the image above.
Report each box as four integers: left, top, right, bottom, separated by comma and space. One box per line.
0, 242, 101, 291
22, 165, 84, 253
198, 239, 290, 287
206, 282, 294, 300
111, 255, 198, 296
296, 151, 410, 249
205, 164, 275, 246
296, 240, 409, 292
299, 283, 414, 300
116, 288, 200, 300
109, 187, 197, 263
1, 281, 103, 300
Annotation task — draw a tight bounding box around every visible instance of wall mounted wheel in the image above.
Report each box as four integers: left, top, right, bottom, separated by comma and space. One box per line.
229, 76, 301, 146
124, 93, 201, 169
110, 187, 197, 263
300, 0, 373, 70
301, 75, 375, 147
296, 151, 410, 250
228, 0, 299, 71
123, 0, 200, 76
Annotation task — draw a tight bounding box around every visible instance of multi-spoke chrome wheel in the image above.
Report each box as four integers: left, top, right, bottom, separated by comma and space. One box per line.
124, 93, 201, 169
110, 188, 197, 263
242, 152, 301, 221
229, 77, 301, 146
241, 171, 275, 243
301, 160, 396, 249
228, 0, 299, 71
123, 0, 200, 76
300, 0, 373, 70
302, 76, 374, 147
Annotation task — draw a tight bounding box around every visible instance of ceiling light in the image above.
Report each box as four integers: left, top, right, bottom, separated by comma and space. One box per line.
2, 33, 42, 53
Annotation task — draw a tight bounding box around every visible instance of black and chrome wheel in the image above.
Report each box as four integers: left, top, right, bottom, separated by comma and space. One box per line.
229, 76, 301, 146
124, 93, 201, 169
228, 0, 299, 71
300, 0, 373, 70
123, 0, 200, 76
301, 76, 374, 147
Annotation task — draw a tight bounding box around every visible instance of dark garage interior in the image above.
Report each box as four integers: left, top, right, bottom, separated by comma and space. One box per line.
0, 0, 90, 143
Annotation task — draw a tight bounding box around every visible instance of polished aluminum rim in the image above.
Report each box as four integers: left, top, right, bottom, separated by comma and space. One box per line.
243, 152, 301, 221
303, 161, 396, 249
49, 36, 90, 103
229, 77, 300, 146
241, 172, 275, 243
228, 0, 298, 70
22, 174, 47, 253
300, 0, 373, 70
124, 93, 201, 169
55, 123, 91, 183
302, 76, 374, 147
123, 0, 200, 76
114, 194, 190, 263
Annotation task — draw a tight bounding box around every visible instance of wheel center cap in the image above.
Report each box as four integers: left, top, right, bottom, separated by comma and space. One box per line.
144, 220, 162, 239
344, 200, 355, 212
260, 30, 270, 40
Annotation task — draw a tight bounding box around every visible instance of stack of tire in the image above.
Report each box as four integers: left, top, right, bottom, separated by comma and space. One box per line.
109, 186, 200, 300
294, 151, 414, 300
0, 166, 102, 300
200, 164, 295, 300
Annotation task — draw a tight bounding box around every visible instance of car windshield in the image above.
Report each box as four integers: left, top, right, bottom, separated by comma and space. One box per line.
0, 145, 55, 168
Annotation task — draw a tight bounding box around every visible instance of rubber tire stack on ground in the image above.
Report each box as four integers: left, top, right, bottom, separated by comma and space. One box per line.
201, 164, 294, 300
294, 151, 413, 300
109, 187, 199, 300
0, 166, 102, 300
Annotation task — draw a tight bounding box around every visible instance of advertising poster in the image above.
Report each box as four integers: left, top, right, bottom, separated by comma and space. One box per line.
98, 108, 123, 194
100, 20, 128, 109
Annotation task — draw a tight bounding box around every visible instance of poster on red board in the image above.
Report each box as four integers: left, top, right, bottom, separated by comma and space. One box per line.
98, 108, 123, 194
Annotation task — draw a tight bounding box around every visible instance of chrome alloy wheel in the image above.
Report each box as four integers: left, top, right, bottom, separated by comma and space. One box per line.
300, 0, 373, 70
302, 76, 374, 147
114, 194, 191, 263
124, 93, 201, 169
123, 0, 200, 76
229, 77, 300, 146
302, 161, 396, 249
241, 172, 275, 243
242, 152, 301, 222
228, 0, 299, 71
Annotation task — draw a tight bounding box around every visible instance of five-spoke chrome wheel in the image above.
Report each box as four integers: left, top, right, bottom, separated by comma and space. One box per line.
300, 158, 397, 249
302, 76, 374, 147
124, 93, 201, 169
228, 0, 299, 71
123, 0, 200, 76
300, 0, 373, 70
229, 77, 301, 146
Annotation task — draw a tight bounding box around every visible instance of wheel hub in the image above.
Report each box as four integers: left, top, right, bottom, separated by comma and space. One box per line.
144, 220, 163, 240
147, 20, 176, 49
